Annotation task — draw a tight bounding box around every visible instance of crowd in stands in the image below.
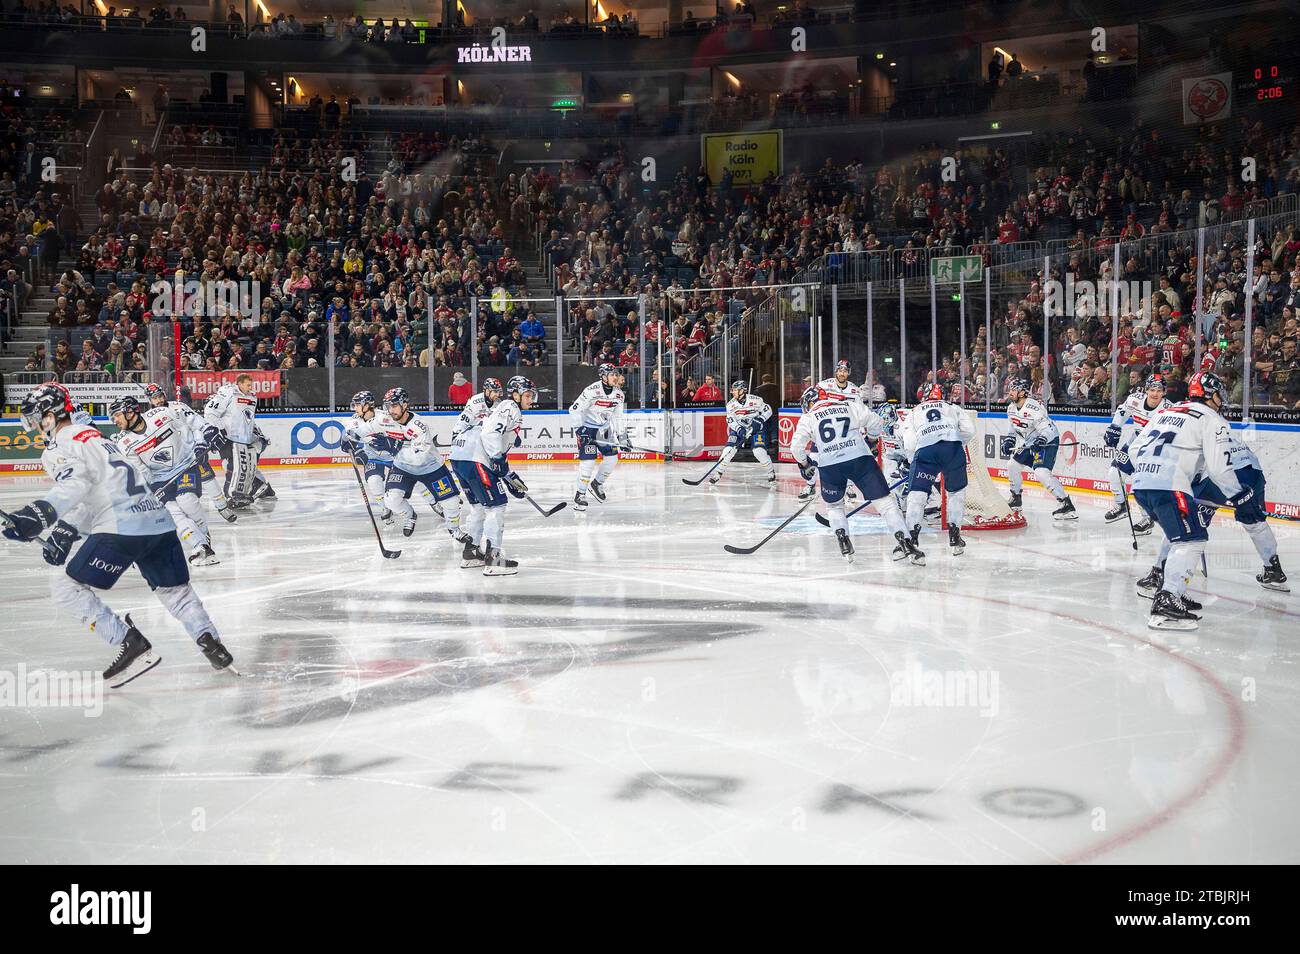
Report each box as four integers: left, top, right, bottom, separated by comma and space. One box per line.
528, 117, 1299, 410
4, 65, 1300, 414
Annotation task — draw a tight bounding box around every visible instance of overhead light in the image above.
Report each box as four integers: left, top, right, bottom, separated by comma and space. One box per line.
889, 61, 896, 67
875, 52, 884, 60
990, 121, 1001, 130
618, 92, 632, 103
723, 70, 741, 88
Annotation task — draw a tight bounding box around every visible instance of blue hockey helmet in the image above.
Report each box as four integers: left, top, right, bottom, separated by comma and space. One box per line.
382, 386, 410, 409
20, 383, 72, 436
800, 386, 824, 413
108, 395, 143, 420
507, 375, 538, 404
351, 390, 376, 409
1187, 371, 1226, 404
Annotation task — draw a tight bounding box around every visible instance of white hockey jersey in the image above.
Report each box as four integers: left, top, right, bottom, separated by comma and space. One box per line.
1130, 402, 1242, 497
115, 404, 202, 487
203, 383, 257, 443
39, 424, 174, 536
791, 399, 887, 467
725, 394, 772, 435
1006, 397, 1060, 447
1222, 430, 1262, 473
569, 381, 626, 438
816, 377, 863, 403
1110, 392, 1170, 448
348, 410, 395, 463
476, 399, 523, 466
450, 392, 497, 463
351, 410, 442, 475
899, 399, 975, 453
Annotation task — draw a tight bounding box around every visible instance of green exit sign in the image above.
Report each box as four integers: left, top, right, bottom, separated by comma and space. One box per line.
990, 121, 1001, 130
930, 255, 983, 283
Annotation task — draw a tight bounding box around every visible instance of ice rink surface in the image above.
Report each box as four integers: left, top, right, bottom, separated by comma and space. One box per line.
1, 463, 1297, 864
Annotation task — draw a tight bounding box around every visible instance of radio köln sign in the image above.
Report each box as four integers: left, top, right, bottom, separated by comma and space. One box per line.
458, 28, 533, 63
457, 43, 533, 62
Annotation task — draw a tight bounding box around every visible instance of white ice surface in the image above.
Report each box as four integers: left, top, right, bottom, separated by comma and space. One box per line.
1, 464, 1297, 864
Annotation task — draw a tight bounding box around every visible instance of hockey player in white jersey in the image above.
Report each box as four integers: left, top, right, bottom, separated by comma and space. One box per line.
791, 386, 921, 565
710, 380, 775, 485
1131, 371, 1252, 630
1002, 378, 1076, 519
49, 382, 93, 427
1134, 408, 1289, 601
341, 390, 398, 525
349, 387, 466, 542
453, 375, 537, 575
898, 384, 976, 555
817, 359, 864, 403
1103, 373, 1167, 533
203, 374, 275, 508
144, 381, 236, 522
570, 363, 629, 511
110, 395, 219, 567
1, 384, 234, 687
447, 377, 504, 567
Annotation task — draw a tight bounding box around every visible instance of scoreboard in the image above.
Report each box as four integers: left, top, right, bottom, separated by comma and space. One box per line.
1237, 55, 1296, 106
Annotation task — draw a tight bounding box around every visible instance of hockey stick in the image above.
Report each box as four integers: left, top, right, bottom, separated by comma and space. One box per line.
348, 461, 402, 559
682, 456, 724, 486
723, 498, 816, 555
501, 470, 567, 517
813, 476, 908, 527
1119, 487, 1139, 551
524, 494, 568, 518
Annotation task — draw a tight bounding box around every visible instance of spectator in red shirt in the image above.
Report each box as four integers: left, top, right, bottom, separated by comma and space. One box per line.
617, 342, 640, 368
448, 371, 473, 405
693, 374, 723, 402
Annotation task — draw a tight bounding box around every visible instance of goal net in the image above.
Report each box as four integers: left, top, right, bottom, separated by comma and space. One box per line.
940, 411, 1026, 531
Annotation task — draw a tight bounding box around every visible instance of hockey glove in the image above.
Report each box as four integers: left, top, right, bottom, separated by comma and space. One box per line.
1229, 486, 1255, 508
340, 436, 360, 455
194, 445, 210, 468
999, 435, 1016, 456
798, 461, 817, 483
41, 521, 80, 567
1030, 436, 1049, 449
490, 456, 510, 479
1103, 424, 1122, 448
202, 425, 224, 447
503, 471, 528, 499
1, 500, 56, 542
